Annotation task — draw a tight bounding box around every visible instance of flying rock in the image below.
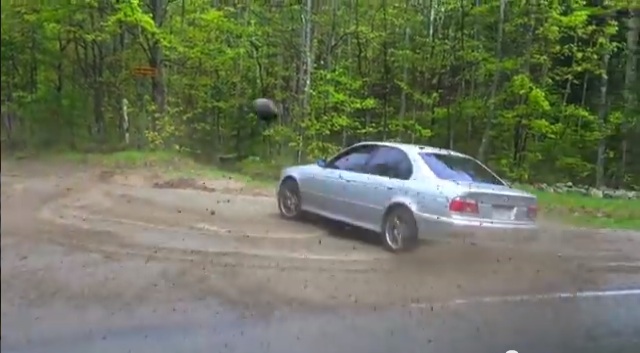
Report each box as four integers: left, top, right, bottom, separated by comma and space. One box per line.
253, 98, 278, 124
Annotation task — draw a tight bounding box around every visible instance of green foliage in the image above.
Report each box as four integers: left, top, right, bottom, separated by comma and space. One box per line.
1, 0, 639, 188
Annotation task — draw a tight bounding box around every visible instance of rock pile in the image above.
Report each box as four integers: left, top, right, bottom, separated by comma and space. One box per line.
531, 182, 638, 199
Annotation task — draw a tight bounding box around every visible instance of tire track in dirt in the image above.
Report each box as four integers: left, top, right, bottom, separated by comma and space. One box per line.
38, 184, 390, 262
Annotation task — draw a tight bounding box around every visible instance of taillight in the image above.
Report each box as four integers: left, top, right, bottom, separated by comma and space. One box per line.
527, 205, 538, 219
449, 197, 479, 214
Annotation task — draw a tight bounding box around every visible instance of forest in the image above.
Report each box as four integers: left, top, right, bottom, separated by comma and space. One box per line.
1, 0, 639, 189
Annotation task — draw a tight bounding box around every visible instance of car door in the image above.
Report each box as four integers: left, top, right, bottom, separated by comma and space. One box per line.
352, 147, 414, 227
310, 144, 378, 219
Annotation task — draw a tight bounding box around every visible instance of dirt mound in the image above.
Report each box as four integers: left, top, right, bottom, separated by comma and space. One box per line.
96, 169, 256, 194
153, 177, 217, 192
151, 176, 261, 195
97, 169, 149, 187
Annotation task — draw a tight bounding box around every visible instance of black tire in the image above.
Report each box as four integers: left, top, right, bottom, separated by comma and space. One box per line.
277, 179, 303, 220
381, 206, 418, 252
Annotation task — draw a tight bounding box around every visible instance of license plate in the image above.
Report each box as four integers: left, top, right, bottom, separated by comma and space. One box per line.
493, 207, 515, 221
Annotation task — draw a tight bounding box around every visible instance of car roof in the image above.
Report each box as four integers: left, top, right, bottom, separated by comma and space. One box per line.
353, 141, 469, 158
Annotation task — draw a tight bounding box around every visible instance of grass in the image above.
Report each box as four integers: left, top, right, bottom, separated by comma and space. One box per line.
8, 149, 639, 231
519, 185, 640, 230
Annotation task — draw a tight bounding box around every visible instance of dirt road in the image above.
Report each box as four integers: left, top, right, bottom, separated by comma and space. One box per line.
2, 160, 640, 352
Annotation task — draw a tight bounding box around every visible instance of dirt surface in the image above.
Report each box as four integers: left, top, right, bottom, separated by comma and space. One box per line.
2, 160, 640, 351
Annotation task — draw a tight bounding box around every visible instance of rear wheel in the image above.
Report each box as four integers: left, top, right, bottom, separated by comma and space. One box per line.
278, 179, 303, 220
381, 206, 418, 252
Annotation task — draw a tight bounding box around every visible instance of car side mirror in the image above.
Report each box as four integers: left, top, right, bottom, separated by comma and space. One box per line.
316, 159, 327, 168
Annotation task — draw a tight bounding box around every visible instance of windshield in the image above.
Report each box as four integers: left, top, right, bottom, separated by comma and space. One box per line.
420, 152, 505, 186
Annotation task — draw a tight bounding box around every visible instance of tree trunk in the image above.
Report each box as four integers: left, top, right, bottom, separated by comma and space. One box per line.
398, 25, 410, 137
620, 11, 639, 185
149, 0, 168, 120
595, 42, 612, 188
476, 0, 505, 162
297, 0, 313, 162
513, 0, 534, 170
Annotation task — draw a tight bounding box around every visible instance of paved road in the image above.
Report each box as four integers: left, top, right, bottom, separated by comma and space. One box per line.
2, 161, 640, 353
3, 291, 640, 353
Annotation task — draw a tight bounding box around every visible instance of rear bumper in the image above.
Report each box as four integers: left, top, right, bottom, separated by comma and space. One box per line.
414, 212, 538, 242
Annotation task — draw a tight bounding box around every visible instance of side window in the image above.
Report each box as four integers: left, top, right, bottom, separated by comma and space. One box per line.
365, 147, 413, 180
327, 145, 378, 173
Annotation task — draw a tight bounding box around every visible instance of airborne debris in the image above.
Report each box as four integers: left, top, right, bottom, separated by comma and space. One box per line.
253, 98, 278, 124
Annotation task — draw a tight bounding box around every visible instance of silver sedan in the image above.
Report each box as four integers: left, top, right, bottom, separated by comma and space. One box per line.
277, 141, 538, 252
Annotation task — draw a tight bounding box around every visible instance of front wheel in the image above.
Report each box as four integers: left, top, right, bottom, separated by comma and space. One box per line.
277, 179, 303, 220
381, 206, 418, 252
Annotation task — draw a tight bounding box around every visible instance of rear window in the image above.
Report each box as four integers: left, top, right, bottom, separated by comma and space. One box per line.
420, 153, 505, 186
